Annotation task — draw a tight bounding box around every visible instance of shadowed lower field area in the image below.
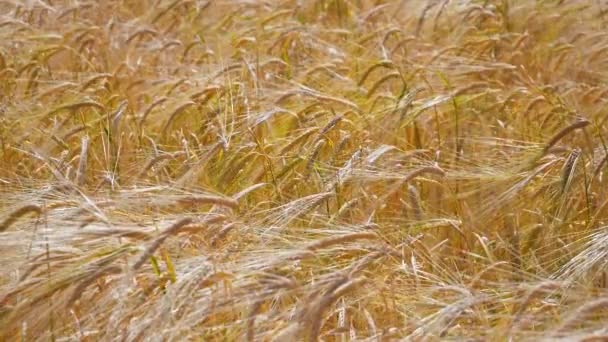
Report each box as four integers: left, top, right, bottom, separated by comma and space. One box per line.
2, 0, 608, 340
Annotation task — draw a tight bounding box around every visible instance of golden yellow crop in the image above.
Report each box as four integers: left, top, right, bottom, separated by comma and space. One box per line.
1, 0, 608, 340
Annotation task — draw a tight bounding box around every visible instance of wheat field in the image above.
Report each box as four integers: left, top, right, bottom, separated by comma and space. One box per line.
1, 0, 608, 340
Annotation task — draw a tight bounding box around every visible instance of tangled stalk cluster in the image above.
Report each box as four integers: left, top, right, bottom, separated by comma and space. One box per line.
2, 0, 608, 340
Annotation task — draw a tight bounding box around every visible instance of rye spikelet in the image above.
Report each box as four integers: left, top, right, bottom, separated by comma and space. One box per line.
307, 276, 367, 342
408, 184, 423, 220
132, 218, 194, 270
136, 151, 185, 179
161, 101, 197, 136
306, 232, 378, 251
560, 148, 581, 193
559, 297, 608, 332
358, 60, 395, 86
139, 97, 168, 127
75, 135, 89, 186
367, 71, 402, 97
543, 119, 590, 155
0, 205, 42, 232
68, 265, 122, 306
176, 194, 239, 210
511, 281, 561, 330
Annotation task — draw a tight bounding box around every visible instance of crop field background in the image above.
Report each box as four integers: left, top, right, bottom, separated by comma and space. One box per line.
2, 0, 608, 340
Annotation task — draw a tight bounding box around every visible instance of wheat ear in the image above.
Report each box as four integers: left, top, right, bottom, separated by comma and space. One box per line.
306, 232, 378, 251
0, 205, 42, 232
543, 119, 590, 154
75, 135, 89, 186
132, 218, 193, 270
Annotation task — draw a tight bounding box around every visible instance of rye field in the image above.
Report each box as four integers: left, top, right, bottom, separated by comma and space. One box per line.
2, 0, 608, 340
